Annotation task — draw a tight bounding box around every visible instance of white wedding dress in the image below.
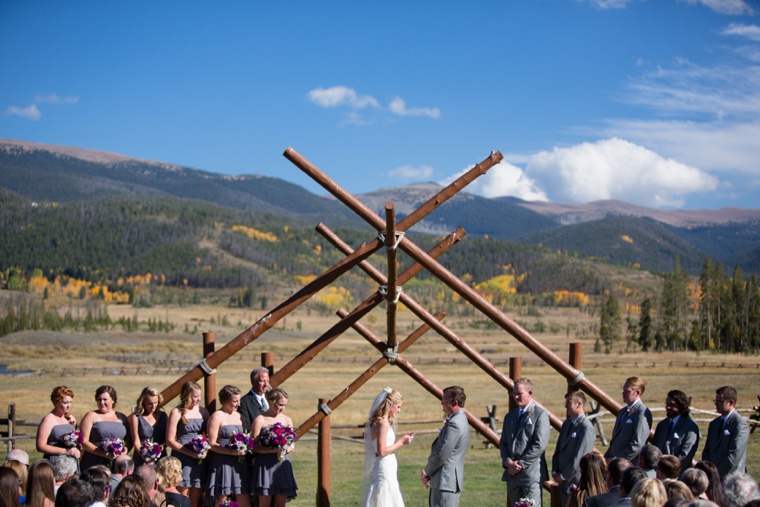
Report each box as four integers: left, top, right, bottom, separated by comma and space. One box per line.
360, 427, 405, 507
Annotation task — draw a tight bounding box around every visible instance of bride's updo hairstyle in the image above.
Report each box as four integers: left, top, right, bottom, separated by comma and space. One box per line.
370, 389, 403, 425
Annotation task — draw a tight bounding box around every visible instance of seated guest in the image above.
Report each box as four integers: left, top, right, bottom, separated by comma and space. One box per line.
54, 478, 94, 507
156, 456, 191, 507
4, 458, 27, 503
568, 452, 608, 507
619, 467, 648, 507
585, 458, 633, 507
80, 467, 110, 507
135, 465, 160, 507
656, 455, 681, 481
694, 461, 724, 507
681, 469, 709, 500
52, 456, 77, 494
0, 466, 21, 507
631, 477, 667, 507
111, 454, 134, 491
638, 445, 662, 478
722, 473, 760, 507
4, 449, 29, 467
663, 480, 695, 502
26, 459, 56, 507
110, 475, 150, 507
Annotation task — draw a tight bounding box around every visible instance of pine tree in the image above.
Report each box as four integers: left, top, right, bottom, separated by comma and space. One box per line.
638, 298, 653, 352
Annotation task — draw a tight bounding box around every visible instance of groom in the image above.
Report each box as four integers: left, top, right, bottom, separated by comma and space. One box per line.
421, 386, 470, 507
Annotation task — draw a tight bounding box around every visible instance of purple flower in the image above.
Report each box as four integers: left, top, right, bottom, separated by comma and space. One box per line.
103, 437, 126, 457
140, 439, 163, 463
61, 430, 83, 448
257, 423, 296, 461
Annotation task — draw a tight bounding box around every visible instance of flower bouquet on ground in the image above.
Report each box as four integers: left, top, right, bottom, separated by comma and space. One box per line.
515, 499, 536, 507
189, 434, 211, 464
257, 423, 296, 461
103, 437, 126, 458
140, 439, 163, 464
227, 431, 255, 462
61, 429, 83, 449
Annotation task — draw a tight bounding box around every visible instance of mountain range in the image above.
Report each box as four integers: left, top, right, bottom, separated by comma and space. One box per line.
2, 138, 759, 275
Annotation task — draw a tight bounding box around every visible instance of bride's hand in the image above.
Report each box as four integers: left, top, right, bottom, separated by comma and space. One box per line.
403, 432, 415, 445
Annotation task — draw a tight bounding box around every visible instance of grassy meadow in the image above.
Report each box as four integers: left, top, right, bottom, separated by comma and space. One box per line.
1, 299, 759, 506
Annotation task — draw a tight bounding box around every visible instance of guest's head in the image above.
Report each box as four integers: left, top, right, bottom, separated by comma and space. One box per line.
110, 475, 149, 507
52, 456, 77, 486
665, 390, 691, 418
4, 459, 27, 498
623, 377, 645, 405
565, 390, 587, 419
664, 500, 690, 507
4, 449, 29, 467
621, 467, 648, 498
578, 451, 608, 496
608, 458, 634, 488
723, 473, 760, 507
370, 389, 404, 424
681, 469, 709, 499
687, 501, 719, 507
694, 462, 723, 507
55, 478, 94, 507
442, 386, 466, 415
512, 378, 534, 409
112, 455, 134, 478
664, 480, 695, 502
638, 445, 662, 471
134, 465, 158, 500
631, 477, 667, 507
26, 459, 56, 507
0, 466, 20, 507
250, 367, 270, 395
80, 467, 110, 504
155, 456, 182, 489
50, 386, 75, 417
134, 387, 162, 417
656, 455, 681, 481
712, 386, 737, 417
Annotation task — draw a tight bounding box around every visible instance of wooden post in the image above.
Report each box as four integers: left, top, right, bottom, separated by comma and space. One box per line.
203, 332, 217, 413
509, 358, 522, 412
262, 352, 274, 377
568, 342, 582, 393
317, 397, 331, 507
6, 403, 15, 452
385, 202, 398, 350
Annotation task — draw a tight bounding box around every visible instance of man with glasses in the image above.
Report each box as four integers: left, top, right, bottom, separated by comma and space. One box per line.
651, 390, 700, 472
702, 385, 749, 478
604, 376, 651, 462
500, 377, 550, 507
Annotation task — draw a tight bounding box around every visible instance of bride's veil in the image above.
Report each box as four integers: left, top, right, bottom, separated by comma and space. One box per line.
361, 387, 392, 500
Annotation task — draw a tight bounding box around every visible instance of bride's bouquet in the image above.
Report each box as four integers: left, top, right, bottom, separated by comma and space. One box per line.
219, 501, 240, 507
61, 429, 83, 449
140, 439, 163, 464
257, 423, 296, 461
189, 434, 211, 463
515, 499, 535, 507
102, 437, 126, 457
227, 431, 255, 462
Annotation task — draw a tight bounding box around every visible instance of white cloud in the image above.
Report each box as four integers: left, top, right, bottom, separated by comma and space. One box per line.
440, 161, 548, 202
388, 164, 433, 180
5, 104, 41, 121
584, 0, 637, 9
307, 86, 380, 109
388, 97, 441, 119
526, 138, 719, 208
680, 0, 753, 15
35, 93, 79, 105
720, 23, 760, 42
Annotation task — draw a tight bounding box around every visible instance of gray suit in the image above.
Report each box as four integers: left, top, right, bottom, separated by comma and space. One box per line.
424, 409, 470, 507
701, 411, 749, 478
604, 401, 650, 462
552, 414, 596, 507
651, 415, 700, 472
500, 401, 551, 506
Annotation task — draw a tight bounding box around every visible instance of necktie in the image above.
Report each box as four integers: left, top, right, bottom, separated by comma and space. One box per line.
260, 395, 269, 411
668, 419, 675, 436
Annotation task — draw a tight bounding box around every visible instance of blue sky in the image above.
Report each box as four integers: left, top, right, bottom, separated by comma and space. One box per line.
2, 0, 759, 210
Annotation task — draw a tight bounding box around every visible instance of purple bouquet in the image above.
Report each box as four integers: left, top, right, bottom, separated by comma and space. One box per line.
219, 501, 240, 507
103, 437, 126, 457
515, 499, 536, 507
61, 429, 83, 448
140, 439, 163, 464
257, 422, 296, 461
227, 431, 254, 462
189, 434, 211, 463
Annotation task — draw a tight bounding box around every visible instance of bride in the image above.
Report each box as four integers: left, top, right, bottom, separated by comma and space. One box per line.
361, 387, 416, 507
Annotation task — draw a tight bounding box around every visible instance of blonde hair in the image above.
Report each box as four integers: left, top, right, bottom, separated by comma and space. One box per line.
625, 376, 646, 396
156, 456, 183, 488
370, 389, 403, 425
179, 381, 202, 424
265, 386, 288, 406
631, 477, 667, 507
135, 387, 163, 416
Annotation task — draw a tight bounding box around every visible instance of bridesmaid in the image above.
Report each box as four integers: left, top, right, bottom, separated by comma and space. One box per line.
80, 385, 131, 471
251, 387, 298, 507
206, 385, 251, 507
36, 386, 81, 467
129, 387, 168, 468
166, 381, 209, 507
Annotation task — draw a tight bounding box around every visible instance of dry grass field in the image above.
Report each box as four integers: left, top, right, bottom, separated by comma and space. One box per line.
2, 300, 758, 506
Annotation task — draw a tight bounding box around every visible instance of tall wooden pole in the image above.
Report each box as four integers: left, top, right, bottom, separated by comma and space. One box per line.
316, 397, 331, 507
203, 332, 216, 413
509, 357, 522, 413
385, 202, 398, 350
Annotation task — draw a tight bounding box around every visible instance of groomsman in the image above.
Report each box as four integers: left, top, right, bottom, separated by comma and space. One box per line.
239, 366, 270, 431
604, 376, 651, 462
552, 390, 596, 507
500, 378, 551, 507
651, 390, 700, 472
702, 385, 749, 478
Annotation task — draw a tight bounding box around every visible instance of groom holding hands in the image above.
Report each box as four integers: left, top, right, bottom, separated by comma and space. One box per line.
422, 386, 470, 507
